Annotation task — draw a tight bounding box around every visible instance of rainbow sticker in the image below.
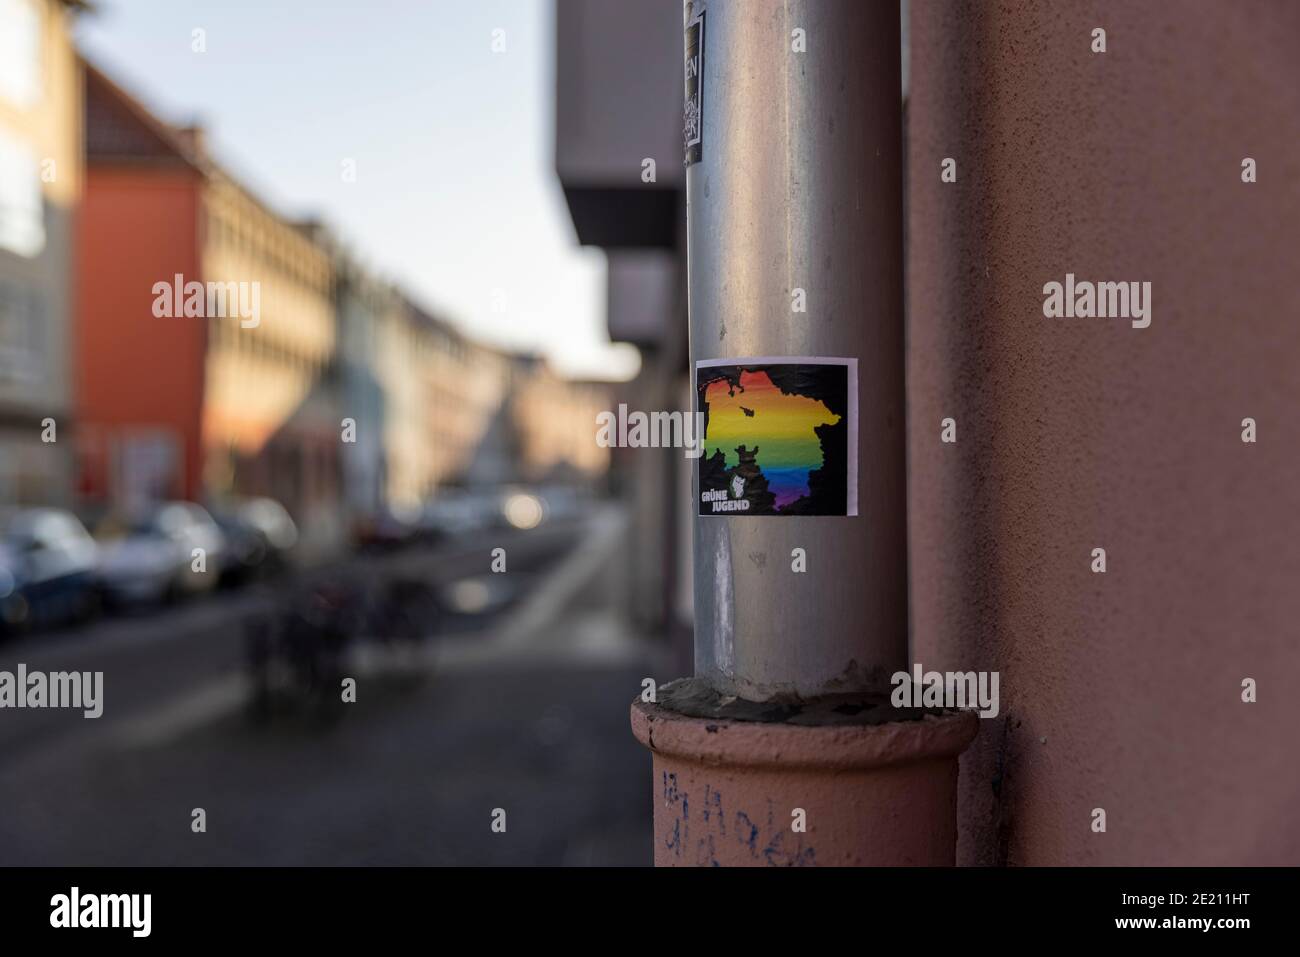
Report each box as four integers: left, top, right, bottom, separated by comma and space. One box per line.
696, 357, 857, 516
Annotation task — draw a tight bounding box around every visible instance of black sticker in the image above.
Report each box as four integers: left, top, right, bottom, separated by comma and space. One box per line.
684, 12, 704, 166
696, 357, 859, 517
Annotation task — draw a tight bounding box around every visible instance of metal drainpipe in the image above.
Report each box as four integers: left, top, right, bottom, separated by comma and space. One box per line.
631, 0, 977, 867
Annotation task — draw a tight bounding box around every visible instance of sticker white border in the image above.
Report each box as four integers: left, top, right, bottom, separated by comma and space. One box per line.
695, 356, 858, 517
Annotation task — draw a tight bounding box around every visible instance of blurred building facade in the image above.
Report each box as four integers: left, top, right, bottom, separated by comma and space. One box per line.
0, 0, 84, 506
200, 172, 341, 555
509, 357, 610, 483
71, 54, 611, 550
334, 252, 395, 518
407, 301, 512, 499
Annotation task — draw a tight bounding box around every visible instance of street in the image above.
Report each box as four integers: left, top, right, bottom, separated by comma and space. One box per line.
0, 506, 663, 865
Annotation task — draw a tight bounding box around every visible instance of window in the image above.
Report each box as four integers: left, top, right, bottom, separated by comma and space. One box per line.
0, 0, 41, 109
0, 279, 43, 385
0, 123, 44, 257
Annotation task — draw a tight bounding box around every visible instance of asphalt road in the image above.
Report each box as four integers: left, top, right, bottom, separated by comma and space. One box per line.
0, 516, 582, 758
0, 508, 663, 865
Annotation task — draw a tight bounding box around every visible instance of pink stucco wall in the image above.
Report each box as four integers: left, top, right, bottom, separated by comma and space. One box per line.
907, 0, 1300, 865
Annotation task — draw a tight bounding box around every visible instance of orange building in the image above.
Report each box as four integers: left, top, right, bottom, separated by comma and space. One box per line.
74, 62, 206, 508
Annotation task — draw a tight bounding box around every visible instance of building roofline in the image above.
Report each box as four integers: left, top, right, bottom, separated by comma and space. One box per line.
80, 55, 205, 172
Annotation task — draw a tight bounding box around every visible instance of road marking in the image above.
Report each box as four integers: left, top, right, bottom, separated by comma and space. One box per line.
492, 506, 626, 647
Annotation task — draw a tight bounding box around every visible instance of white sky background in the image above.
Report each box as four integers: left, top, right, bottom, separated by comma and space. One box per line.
75, 0, 640, 381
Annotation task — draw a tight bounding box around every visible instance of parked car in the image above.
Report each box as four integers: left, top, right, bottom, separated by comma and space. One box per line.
419, 489, 511, 539
96, 502, 226, 606
417, 497, 483, 540
536, 485, 584, 521
0, 508, 100, 632
210, 497, 297, 583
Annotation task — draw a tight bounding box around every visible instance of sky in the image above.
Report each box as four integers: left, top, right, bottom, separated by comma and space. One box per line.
74, 0, 640, 381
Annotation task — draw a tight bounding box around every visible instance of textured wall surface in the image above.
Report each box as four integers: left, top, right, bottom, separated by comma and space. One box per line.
907, 0, 1300, 865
